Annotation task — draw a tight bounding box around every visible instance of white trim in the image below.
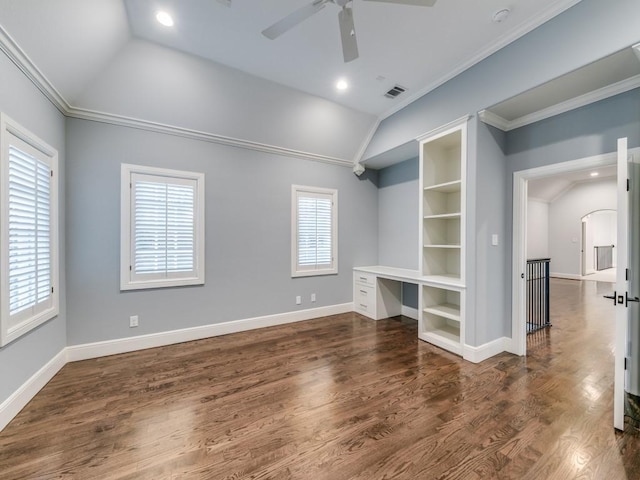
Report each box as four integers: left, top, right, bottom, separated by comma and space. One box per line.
291, 185, 338, 278
550, 272, 582, 280
477, 110, 510, 131
120, 163, 205, 291
511, 148, 640, 358
67, 303, 353, 362
1, 113, 60, 346
481, 75, 640, 132
68, 107, 353, 167
415, 115, 471, 143
0, 349, 67, 432
0, 25, 352, 168
379, 0, 583, 120
353, 118, 381, 165
463, 337, 510, 364
0, 25, 69, 113
401, 306, 419, 321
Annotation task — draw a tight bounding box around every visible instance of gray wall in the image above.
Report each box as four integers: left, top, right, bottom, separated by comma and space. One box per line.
368, 0, 640, 347
365, 0, 640, 160
377, 157, 419, 310
474, 122, 508, 344
65, 118, 378, 345
548, 179, 616, 277
0, 52, 67, 405
377, 157, 418, 269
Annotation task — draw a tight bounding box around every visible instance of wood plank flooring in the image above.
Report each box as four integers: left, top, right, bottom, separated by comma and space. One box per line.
2, 278, 640, 479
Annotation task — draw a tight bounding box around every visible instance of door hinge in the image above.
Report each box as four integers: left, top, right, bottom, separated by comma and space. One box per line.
50, 170, 53, 177
625, 357, 628, 370
627, 268, 630, 281
628, 179, 630, 192
51, 286, 54, 294
129, 265, 132, 271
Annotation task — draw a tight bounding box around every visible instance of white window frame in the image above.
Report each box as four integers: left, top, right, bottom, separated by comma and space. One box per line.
120, 163, 205, 291
291, 185, 338, 278
0, 113, 59, 347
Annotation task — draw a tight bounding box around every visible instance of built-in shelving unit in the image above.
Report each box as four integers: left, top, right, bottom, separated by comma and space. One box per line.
417, 117, 468, 355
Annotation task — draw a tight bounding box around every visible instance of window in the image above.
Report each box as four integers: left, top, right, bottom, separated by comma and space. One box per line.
291, 185, 337, 277
1, 114, 59, 347
121, 164, 205, 290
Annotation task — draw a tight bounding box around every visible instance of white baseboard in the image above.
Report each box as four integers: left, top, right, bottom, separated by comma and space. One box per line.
401, 306, 419, 321
550, 272, 581, 280
464, 337, 511, 363
67, 303, 353, 362
0, 349, 67, 432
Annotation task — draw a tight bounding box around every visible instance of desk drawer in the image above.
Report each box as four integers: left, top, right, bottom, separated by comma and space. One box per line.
354, 272, 376, 287
355, 284, 374, 307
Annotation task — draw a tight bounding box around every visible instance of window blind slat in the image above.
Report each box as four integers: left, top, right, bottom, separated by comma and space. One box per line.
7, 145, 51, 316
132, 177, 196, 277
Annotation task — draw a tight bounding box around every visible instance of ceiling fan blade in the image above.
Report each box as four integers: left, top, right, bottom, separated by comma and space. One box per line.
338, 6, 359, 62
262, 0, 329, 40
363, 0, 437, 6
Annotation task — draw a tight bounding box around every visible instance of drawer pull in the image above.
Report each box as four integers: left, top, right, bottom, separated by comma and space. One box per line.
360, 290, 367, 295
360, 304, 367, 308
359, 276, 367, 282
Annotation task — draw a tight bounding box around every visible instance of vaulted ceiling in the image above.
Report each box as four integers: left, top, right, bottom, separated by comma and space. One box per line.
0, 0, 583, 164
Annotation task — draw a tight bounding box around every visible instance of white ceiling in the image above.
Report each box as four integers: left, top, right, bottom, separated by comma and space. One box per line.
528, 165, 616, 202
124, 0, 582, 116
0, 0, 582, 118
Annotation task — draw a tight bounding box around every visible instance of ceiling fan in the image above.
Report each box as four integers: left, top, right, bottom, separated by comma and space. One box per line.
262, 0, 437, 63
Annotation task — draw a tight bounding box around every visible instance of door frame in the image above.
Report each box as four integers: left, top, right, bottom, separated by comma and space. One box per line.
510, 150, 637, 355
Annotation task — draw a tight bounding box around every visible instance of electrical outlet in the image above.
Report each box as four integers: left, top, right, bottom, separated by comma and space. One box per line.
311, 293, 316, 302
129, 315, 139, 328
295, 296, 301, 305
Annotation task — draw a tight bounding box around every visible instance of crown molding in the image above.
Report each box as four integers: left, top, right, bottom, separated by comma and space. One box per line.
0, 25, 353, 168
378, 0, 584, 121
505, 74, 640, 131
480, 74, 640, 132
415, 114, 471, 142
0, 25, 69, 113
477, 110, 510, 131
67, 107, 353, 167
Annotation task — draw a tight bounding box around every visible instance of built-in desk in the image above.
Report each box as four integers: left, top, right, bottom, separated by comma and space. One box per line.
353, 266, 466, 356
353, 266, 421, 320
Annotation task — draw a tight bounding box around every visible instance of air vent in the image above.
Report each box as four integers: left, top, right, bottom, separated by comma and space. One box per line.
384, 85, 406, 99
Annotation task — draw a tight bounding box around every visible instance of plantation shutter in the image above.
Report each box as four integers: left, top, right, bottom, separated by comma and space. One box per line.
8, 144, 52, 318
296, 190, 334, 271
131, 173, 196, 280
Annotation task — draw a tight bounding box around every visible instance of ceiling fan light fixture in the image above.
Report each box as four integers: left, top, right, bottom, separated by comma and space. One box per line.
590, 171, 599, 177
156, 11, 174, 27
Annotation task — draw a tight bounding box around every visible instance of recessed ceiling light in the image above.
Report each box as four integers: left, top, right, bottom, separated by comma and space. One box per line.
336, 79, 349, 91
156, 11, 174, 27
590, 172, 599, 177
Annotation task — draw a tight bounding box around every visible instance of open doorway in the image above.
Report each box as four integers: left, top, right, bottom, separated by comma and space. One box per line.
581, 209, 617, 281
511, 151, 619, 356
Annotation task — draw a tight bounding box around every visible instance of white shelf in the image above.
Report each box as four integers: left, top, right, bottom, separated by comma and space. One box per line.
420, 328, 462, 355
423, 303, 460, 322
423, 213, 461, 220
423, 179, 461, 193
421, 275, 464, 289
419, 119, 467, 358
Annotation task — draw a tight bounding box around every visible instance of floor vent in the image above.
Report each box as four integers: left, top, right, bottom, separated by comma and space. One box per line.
384, 85, 406, 99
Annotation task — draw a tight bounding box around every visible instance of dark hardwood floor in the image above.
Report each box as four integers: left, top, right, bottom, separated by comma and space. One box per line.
1, 278, 640, 479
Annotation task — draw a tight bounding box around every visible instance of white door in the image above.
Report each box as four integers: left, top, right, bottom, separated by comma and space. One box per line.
611, 138, 640, 430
